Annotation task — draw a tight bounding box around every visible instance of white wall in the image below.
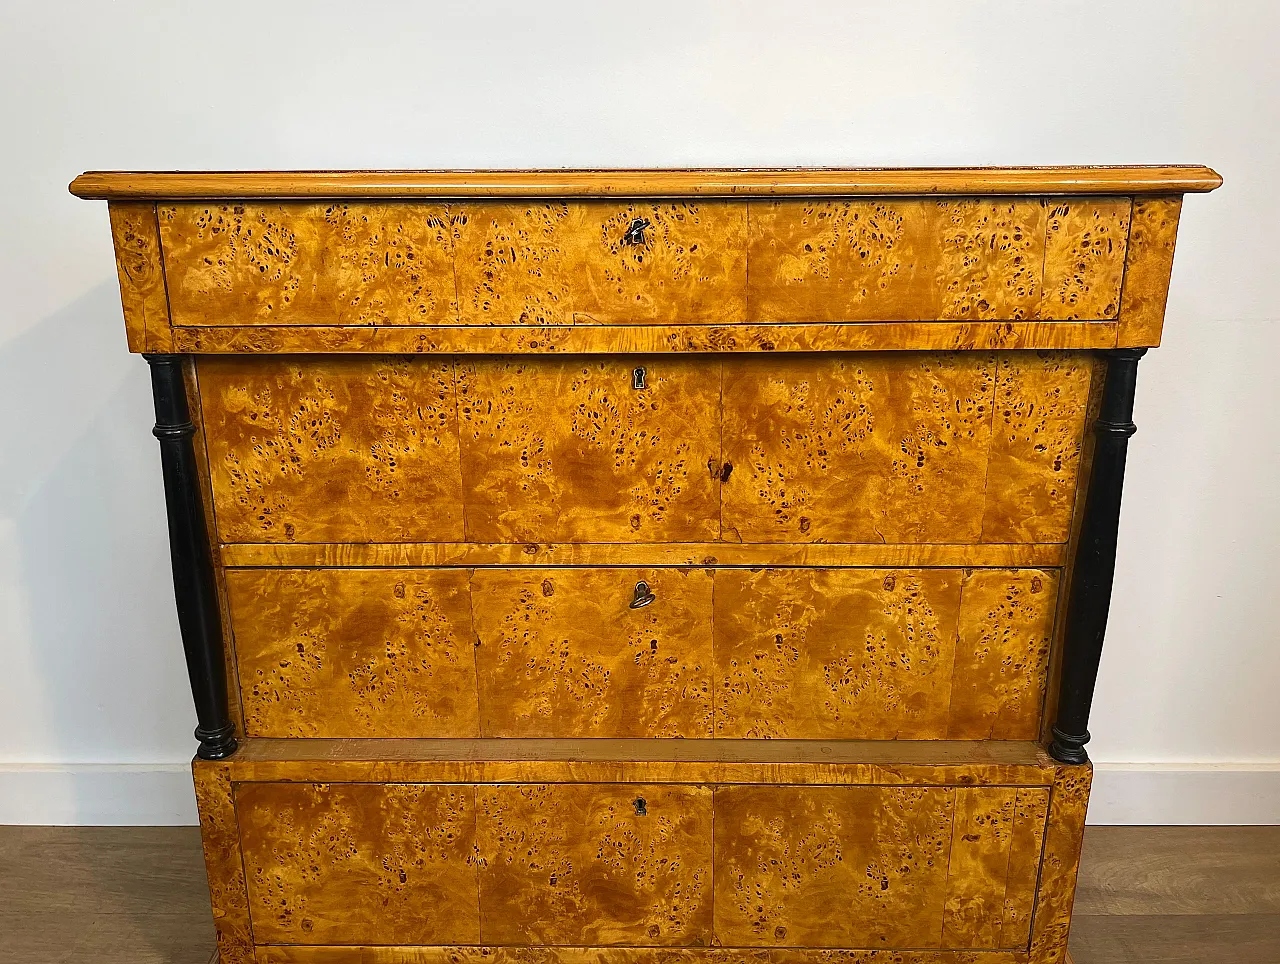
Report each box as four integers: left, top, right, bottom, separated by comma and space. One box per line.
1, 0, 1277, 825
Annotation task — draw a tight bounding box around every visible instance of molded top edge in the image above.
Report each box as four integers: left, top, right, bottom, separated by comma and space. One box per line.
69, 165, 1223, 200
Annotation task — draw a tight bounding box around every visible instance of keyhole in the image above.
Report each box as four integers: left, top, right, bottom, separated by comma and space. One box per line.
632, 366, 646, 390
633, 797, 647, 816
623, 217, 651, 246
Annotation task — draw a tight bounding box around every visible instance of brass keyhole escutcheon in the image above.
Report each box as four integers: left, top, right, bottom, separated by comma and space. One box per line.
632, 366, 646, 390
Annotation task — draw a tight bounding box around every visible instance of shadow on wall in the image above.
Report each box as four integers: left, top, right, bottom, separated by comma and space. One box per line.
0, 282, 198, 821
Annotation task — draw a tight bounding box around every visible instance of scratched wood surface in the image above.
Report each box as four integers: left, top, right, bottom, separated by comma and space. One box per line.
471, 568, 714, 738
225, 568, 479, 739
236, 782, 480, 946
197, 356, 465, 543
714, 568, 1056, 740
721, 352, 1093, 544
159, 203, 458, 327
713, 784, 1048, 949
476, 783, 714, 946
457, 357, 722, 543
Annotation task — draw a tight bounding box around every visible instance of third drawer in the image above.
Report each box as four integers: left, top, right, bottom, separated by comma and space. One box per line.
226, 565, 1060, 741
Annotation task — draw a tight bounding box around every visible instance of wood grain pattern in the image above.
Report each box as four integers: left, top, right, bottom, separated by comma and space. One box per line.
221, 564, 1053, 741
198, 356, 464, 543
948, 569, 1059, 739
159, 203, 458, 327
476, 784, 713, 945
454, 202, 747, 325
981, 354, 1096, 543
1116, 197, 1184, 347
107, 202, 172, 352
714, 568, 962, 739
1029, 764, 1094, 963
172, 320, 1123, 354
713, 785, 956, 947
1039, 199, 1131, 320
747, 199, 1127, 323
70, 165, 1223, 200
1002, 788, 1052, 947
236, 782, 480, 946
721, 354, 995, 543
224, 737, 1057, 788
457, 357, 721, 542
453, 202, 573, 325
713, 785, 1047, 949
221, 540, 1067, 568
192, 762, 253, 964
721, 352, 1092, 544
225, 568, 479, 739
471, 568, 713, 738
257, 948, 1030, 963
714, 568, 1056, 740
258, 943, 1040, 964
941, 787, 1021, 947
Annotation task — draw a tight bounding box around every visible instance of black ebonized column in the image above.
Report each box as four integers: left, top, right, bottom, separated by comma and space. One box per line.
144, 354, 238, 760
1049, 348, 1147, 764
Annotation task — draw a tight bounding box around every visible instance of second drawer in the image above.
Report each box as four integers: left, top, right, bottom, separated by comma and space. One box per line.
226, 565, 1058, 740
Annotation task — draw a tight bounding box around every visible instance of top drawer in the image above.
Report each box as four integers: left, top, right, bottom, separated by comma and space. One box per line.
156, 197, 1131, 327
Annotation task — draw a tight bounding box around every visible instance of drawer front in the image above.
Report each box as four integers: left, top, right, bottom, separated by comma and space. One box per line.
159, 203, 459, 328
199, 356, 465, 544
453, 201, 748, 325
470, 568, 713, 738
158, 198, 1128, 329
456, 357, 722, 542
226, 568, 481, 739
748, 197, 1130, 322
225, 566, 1054, 741
477, 784, 714, 945
715, 567, 1057, 740
714, 785, 1049, 949
232, 780, 1047, 951
236, 782, 480, 945
721, 352, 1094, 543
201, 353, 1093, 547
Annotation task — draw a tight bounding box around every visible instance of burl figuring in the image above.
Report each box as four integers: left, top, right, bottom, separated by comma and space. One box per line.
72, 164, 1220, 963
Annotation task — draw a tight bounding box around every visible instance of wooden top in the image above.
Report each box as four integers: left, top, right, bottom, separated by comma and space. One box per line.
69, 165, 1222, 200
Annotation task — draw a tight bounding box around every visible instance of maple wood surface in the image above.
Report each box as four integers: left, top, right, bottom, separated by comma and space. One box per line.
196, 352, 1095, 547
70, 165, 1223, 199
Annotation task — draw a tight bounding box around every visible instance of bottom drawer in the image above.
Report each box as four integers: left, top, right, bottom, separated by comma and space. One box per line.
195, 741, 1090, 964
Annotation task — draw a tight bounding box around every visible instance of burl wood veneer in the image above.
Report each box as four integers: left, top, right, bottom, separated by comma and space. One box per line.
75, 166, 1218, 964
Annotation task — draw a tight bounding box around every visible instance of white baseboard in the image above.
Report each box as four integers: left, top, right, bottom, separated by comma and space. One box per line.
1088, 762, 1280, 824
1, 761, 1277, 826
0, 763, 197, 825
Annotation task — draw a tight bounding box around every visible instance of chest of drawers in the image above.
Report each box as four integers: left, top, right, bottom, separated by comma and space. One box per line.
73, 165, 1220, 964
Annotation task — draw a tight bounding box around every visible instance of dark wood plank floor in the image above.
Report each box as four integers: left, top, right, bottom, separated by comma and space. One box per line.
0, 824, 1277, 962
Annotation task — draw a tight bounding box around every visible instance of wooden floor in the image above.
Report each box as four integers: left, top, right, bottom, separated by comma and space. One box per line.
1, 826, 1277, 963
